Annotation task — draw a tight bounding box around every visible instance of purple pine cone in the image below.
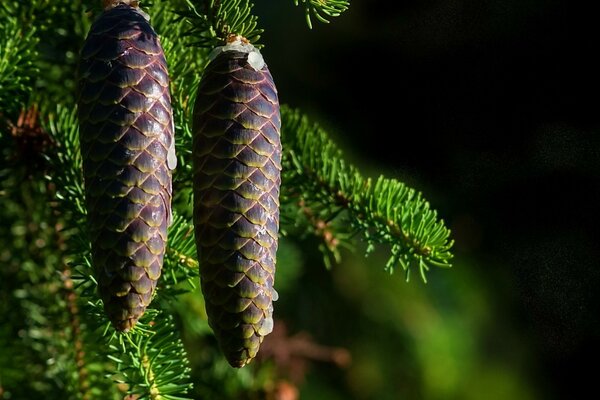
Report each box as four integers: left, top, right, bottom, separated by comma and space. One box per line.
193, 39, 281, 367
77, 4, 175, 331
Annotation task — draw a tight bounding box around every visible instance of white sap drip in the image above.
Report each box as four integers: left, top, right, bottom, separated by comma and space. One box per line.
258, 317, 274, 336
208, 38, 265, 71
167, 117, 177, 170
167, 140, 177, 170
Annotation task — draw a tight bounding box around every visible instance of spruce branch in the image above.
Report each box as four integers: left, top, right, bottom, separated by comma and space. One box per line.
110, 311, 193, 400
172, 103, 453, 278
152, 6, 204, 190
280, 106, 453, 281
294, 0, 350, 29
166, 215, 198, 270
2, 0, 91, 106
161, 215, 200, 299
181, 0, 263, 47
42, 106, 194, 397
0, 110, 119, 397
0, 14, 39, 113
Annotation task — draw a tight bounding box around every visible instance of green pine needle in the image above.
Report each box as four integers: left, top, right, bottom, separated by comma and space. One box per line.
280, 107, 454, 280
181, 0, 263, 47
110, 311, 193, 399
0, 14, 39, 113
293, 0, 350, 29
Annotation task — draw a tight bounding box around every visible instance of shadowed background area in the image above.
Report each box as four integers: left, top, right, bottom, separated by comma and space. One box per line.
250, 0, 600, 398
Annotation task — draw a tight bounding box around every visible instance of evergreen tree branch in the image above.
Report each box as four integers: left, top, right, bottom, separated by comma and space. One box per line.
172, 100, 453, 278
293, 0, 350, 29
145, 3, 202, 293
1, 0, 91, 107
0, 108, 119, 397
280, 106, 453, 281
181, 0, 263, 46
149, 4, 205, 192
0, 168, 69, 396
161, 215, 200, 300
110, 311, 193, 399
166, 216, 199, 270
42, 106, 194, 398
0, 14, 39, 113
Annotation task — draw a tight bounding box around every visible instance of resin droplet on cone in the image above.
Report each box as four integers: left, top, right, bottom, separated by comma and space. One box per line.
77, 4, 175, 331
193, 38, 281, 367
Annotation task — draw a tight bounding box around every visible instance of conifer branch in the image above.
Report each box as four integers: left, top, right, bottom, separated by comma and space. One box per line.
150, 5, 204, 189
0, 14, 39, 112
161, 215, 200, 299
171, 100, 454, 278
2, 1, 90, 106
42, 106, 194, 397
110, 312, 193, 399
280, 107, 453, 280
181, 0, 263, 46
166, 216, 199, 270
293, 0, 350, 28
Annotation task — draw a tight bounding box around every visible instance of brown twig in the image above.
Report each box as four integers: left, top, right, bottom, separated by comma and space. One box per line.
55, 212, 90, 399
258, 321, 351, 384
291, 163, 434, 258
141, 354, 160, 399
167, 247, 199, 268
61, 267, 91, 400
2, 106, 53, 175
298, 198, 340, 252
267, 380, 299, 400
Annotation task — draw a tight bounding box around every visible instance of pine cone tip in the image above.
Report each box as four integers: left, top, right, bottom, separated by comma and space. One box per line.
103, 0, 139, 10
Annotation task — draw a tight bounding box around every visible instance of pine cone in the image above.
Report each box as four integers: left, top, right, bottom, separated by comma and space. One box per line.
193, 38, 281, 367
77, 4, 175, 331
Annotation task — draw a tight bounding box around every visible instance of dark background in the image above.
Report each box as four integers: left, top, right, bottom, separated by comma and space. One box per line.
256, 0, 599, 398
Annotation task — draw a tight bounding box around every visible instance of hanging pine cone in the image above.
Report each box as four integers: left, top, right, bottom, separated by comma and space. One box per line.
193, 36, 281, 367
77, 1, 176, 331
